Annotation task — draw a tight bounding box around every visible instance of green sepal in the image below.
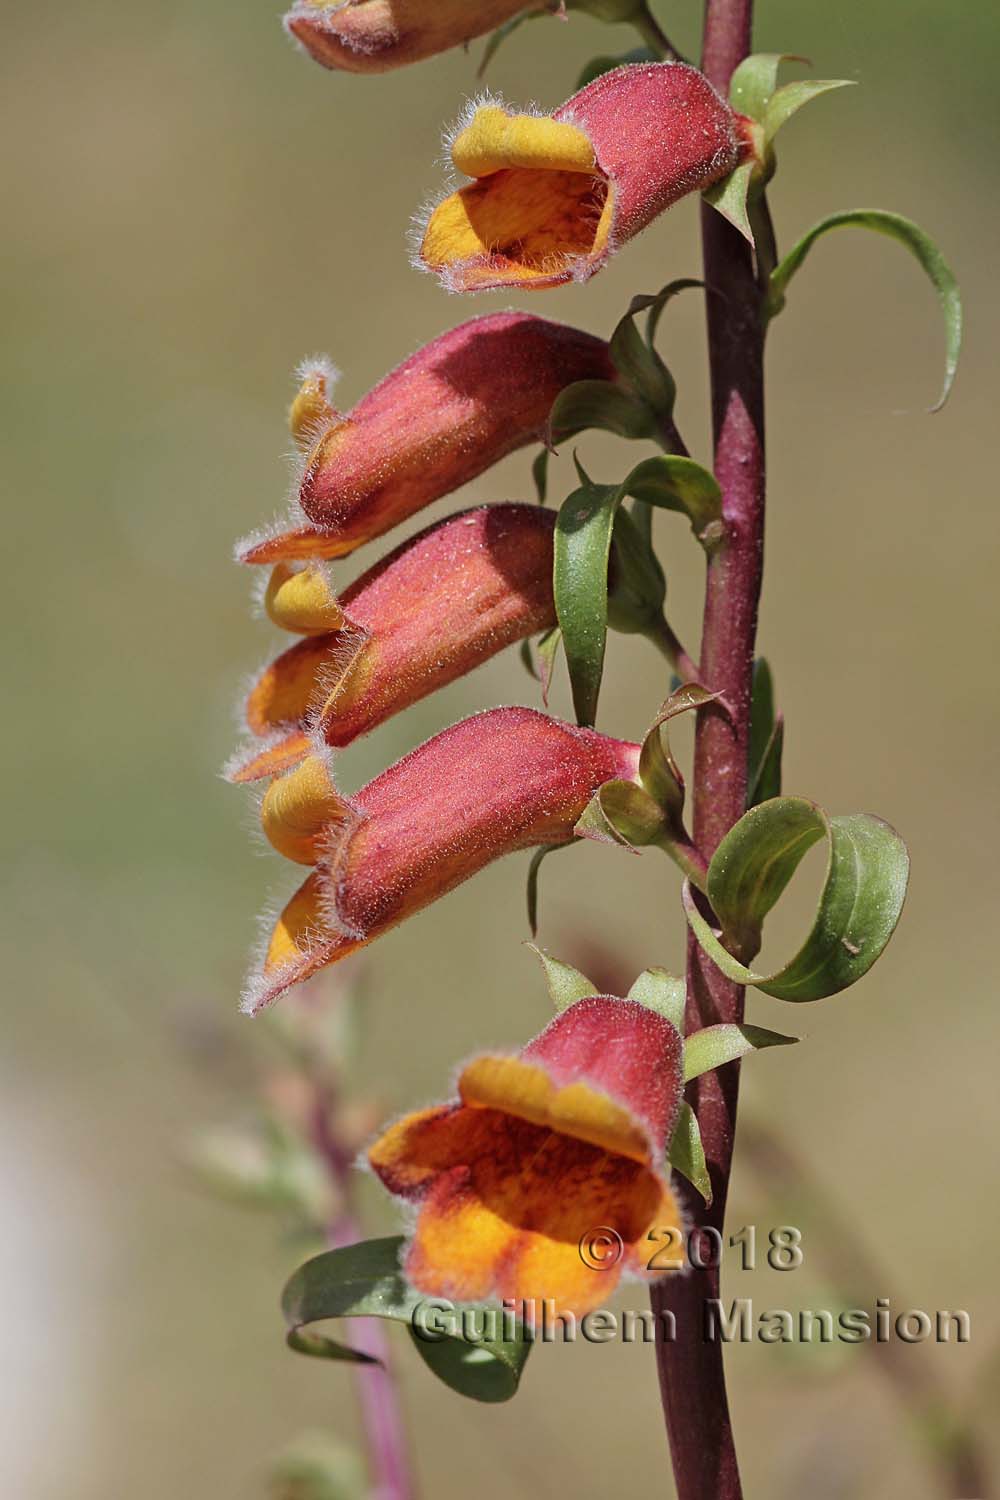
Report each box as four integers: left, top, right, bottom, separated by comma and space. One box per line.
668, 1101, 712, 1204
525, 844, 569, 937
729, 52, 801, 122
683, 797, 909, 1001
702, 161, 755, 244
526, 942, 599, 1011
519, 626, 563, 707
682, 1022, 798, 1082
282, 1237, 532, 1403
548, 379, 659, 446
574, 778, 668, 851
763, 79, 854, 145
747, 657, 784, 807
627, 967, 686, 1029
576, 45, 654, 91
729, 54, 853, 146
766, 209, 962, 410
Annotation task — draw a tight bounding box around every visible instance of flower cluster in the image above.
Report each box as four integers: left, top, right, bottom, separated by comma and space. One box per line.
231, 48, 752, 1316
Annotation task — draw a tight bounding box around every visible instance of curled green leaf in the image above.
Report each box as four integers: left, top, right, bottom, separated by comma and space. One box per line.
683, 797, 909, 1001
766, 209, 962, 410
282, 1237, 532, 1403
702, 161, 754, 244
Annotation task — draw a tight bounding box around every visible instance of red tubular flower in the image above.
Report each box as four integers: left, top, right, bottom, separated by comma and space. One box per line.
244, 708, 640, 1013
237, 313, 615, 565
285, 0, 544, 75
420, 63, 750, 292
369, 996, 685, 1316
228, 505, 557, 784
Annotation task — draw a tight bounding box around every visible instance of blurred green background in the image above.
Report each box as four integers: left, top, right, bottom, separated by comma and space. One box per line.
3, 1, 998, 1495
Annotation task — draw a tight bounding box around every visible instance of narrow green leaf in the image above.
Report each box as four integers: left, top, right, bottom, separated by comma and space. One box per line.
683, 799, 910, 1001
531, 447, 549, 504
282, 1237, 532, 1403
767, 209, 962, 409
668, 1101, 712, 1204
764, 79, 854, 143
554, 477, 619, 725
627, 967, 686, 1029
606, 507, 667, 635
703, 161, 755, 244
536, 625, 562, 705
683, 1022, 798, 1081
526, 942, 598, 1010
747, 658, 784, 807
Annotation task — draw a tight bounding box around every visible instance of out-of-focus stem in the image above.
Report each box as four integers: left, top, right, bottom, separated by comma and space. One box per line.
648, 1, 765, 1497
311, 1095, 415, 1500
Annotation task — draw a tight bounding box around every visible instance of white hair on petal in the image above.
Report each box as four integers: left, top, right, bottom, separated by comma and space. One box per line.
293, 353, 341, 400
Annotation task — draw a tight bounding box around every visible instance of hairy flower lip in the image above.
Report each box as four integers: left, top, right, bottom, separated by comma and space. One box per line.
235, 313, 613, 564
421, 64, 745, 293
285, 0, 547, 75
231, 505, 557, 777
296, 312, 615, 537
242, 708, 641, 1013
367, 996, 686, 1315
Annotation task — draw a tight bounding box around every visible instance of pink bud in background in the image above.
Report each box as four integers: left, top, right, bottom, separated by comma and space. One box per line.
237, 313, 615, 566
228, 505, 556, 784
421, 63, 749, 292
285, 0, 547, 75
244, 708, 641, 1012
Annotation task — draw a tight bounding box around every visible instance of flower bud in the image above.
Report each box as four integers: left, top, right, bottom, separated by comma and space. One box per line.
369, 996, 685, 1315
236, 313, 614, 565
285, 0, 545, 74
243, 708, 640, 1012
420, 63, 749, 292
230, 505, 557, 784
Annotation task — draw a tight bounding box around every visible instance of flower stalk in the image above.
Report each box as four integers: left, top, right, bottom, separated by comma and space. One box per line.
649, 3, 765, 1498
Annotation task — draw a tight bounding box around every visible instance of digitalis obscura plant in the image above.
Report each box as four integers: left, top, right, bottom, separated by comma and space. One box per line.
226, 4, 962, 1495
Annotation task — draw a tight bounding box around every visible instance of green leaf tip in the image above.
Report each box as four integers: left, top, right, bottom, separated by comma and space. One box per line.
282, 1237, 532, 1403
767, 209, 962, 410
526, 942, 599, 1012
683, 1022, 798, 1082
683, 797, 909, 1001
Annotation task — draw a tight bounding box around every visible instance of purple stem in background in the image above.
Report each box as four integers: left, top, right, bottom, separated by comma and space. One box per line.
649, 0, 766, 1496
312, 1097, 415, 1500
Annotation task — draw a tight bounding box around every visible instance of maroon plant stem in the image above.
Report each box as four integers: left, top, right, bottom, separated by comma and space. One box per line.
649, 2, 766, 1497
312, 1095, 415, 1500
